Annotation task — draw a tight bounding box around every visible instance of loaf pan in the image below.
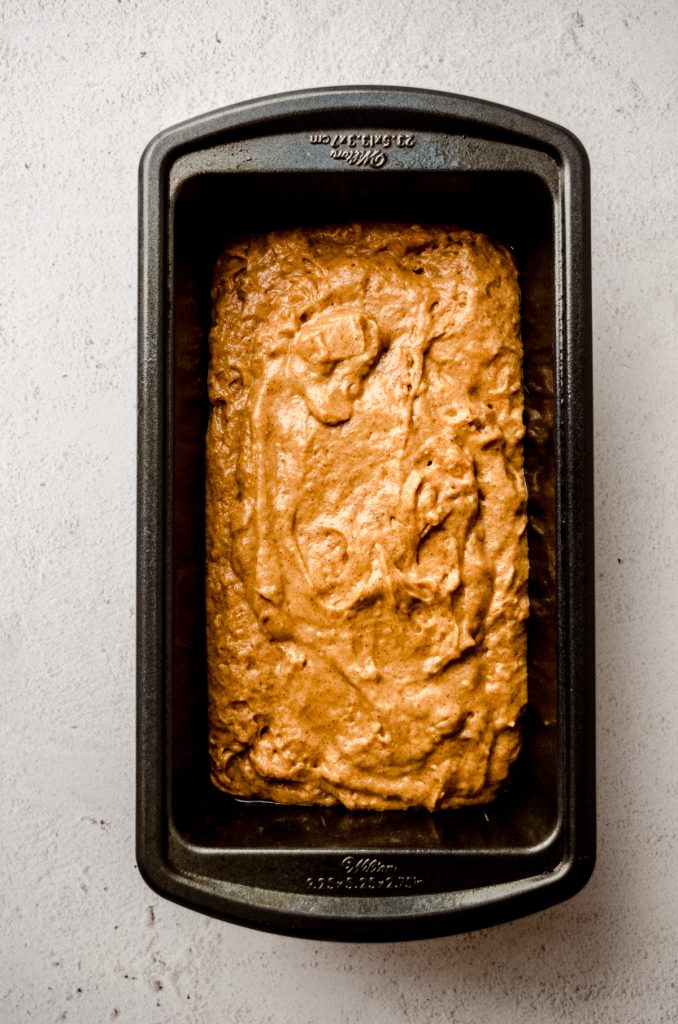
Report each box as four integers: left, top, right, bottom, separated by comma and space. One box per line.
137, 86, 594, 940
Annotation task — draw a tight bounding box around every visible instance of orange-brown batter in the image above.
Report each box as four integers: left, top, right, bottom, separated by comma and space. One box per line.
206, 223, 528, 810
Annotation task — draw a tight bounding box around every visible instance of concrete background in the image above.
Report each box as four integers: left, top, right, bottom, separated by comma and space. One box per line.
2, 1, 677, 1021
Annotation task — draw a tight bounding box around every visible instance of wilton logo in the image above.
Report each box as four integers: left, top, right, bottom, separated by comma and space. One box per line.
341, 856, 396, 874
309, 132, 417, 169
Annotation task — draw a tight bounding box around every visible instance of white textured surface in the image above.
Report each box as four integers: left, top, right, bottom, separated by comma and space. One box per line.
2, 1, 677, 1021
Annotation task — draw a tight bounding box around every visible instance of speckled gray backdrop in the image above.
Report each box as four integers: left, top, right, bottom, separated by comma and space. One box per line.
1, 1, 677, 1021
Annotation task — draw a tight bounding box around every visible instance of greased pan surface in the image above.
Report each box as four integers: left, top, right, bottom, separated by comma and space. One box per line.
137, 86, 594, 940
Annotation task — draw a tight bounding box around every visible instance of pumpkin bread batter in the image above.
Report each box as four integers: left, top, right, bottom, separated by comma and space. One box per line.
206, 223, 528, 810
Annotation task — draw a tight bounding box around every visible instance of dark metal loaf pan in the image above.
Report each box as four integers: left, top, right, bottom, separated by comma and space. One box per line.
137, 86, 594, 941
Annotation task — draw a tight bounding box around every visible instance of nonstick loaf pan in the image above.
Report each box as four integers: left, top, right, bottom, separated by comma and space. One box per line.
137, 85, 594, 941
